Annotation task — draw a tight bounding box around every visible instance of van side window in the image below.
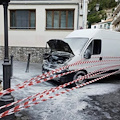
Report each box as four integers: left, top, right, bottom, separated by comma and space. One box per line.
87, 40, 101, 55
93, 40, 101, 54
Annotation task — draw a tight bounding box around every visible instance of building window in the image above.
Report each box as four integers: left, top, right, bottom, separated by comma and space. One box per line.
104, 24, 106, 29
94, 26, 96, 29
10, 10, 36, 29
107, 23, 111, 29
46, 9, 74, 30
100, 25, 102, 29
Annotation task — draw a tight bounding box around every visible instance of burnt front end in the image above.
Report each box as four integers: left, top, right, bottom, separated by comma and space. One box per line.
42, 39, 75, 83
42, 51, 74, 83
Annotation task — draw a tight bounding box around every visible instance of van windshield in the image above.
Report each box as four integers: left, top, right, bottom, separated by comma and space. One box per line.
64, 38, 88, 53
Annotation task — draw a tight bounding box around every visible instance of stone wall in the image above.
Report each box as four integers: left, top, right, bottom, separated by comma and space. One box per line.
0, 46, 48, 63
0, 46, 4, 60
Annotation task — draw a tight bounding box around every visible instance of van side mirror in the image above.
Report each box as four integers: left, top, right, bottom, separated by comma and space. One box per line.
84, 49, 91, 59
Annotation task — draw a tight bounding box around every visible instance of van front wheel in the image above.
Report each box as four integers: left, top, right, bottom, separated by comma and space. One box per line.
73, 71, 87, 86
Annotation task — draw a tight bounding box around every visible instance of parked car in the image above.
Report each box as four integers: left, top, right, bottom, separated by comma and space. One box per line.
42, 29, 120, 85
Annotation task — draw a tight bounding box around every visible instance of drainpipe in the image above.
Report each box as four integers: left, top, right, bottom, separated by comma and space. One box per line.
77, 3, 79, 30
82, 0, 86, 29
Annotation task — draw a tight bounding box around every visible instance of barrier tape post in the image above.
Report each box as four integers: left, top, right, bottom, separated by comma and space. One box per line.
25, 53, 31, 73
10, 55, 14, 78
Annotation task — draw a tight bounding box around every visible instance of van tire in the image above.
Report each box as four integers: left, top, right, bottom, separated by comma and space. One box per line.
73, 71, 87, 86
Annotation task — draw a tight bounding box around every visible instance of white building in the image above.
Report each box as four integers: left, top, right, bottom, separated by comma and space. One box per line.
91, 19, 113, 30
105, 9, 113, 20
112, 3, 120, 31
0, 0, 88, 62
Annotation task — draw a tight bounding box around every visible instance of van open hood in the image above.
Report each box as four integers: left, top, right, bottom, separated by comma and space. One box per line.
47, 39, 74, 55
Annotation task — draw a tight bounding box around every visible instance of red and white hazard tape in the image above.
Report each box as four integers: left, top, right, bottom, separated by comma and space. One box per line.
0, 67, 106, 110
16, 58, 120, 87
0, 69, 119, 118
0, 59, 120, 97
10, 64, 120, 110
93, 56, 120, 59
0, 59, 119, 97
0, 64, 120, 111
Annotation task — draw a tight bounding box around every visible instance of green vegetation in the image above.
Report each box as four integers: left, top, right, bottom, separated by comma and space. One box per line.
88, 0, 117, 26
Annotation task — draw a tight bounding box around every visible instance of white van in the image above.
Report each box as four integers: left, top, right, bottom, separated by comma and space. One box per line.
42, 29, 120, 85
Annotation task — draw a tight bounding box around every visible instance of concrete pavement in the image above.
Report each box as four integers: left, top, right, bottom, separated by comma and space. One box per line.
0, 60, 120, 120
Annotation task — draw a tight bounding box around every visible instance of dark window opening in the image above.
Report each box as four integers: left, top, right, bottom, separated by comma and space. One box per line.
87, 40, 101, 55
46, 9, 74, 30
10, 10, 36, 29
93, 40, 101, 54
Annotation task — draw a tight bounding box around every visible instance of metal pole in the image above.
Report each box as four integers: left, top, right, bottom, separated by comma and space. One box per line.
3, 2, 9, 63
10, 55, 14, 77
2, 2, 11, 91
0, 2, 15, 120
26, 53, 31, 73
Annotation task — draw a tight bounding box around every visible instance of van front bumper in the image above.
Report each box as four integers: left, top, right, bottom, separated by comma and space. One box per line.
42, 66, 75, 84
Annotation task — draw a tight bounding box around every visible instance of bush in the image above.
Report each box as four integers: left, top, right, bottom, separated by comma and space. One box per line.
88, 0, 117, 25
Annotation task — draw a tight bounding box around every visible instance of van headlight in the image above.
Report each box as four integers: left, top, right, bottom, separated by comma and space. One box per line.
57, 66, 69, 74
